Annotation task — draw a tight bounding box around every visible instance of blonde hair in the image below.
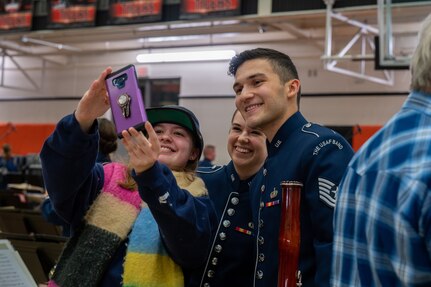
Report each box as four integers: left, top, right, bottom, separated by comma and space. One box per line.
411, 14, 431, 92
118, 166, 137, 190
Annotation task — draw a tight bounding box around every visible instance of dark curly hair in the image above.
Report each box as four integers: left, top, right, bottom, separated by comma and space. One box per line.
97, 118, 118, 155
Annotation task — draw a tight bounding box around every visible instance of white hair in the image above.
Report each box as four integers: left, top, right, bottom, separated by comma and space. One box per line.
411, 13, 431, 92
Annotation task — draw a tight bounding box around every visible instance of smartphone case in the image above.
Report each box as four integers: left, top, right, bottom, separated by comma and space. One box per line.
105, 64, 147, 138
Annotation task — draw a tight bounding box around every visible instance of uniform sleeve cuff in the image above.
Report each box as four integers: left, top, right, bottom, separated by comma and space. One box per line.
132, 162, 171, 203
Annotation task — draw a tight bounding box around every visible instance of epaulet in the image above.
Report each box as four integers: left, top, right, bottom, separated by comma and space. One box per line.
300, 122, 325, 138
196, 165, 224, 174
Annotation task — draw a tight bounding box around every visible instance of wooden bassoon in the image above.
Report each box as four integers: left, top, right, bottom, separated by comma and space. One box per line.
278, 181, 303, 287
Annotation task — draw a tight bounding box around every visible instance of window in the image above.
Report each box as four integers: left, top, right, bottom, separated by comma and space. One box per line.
138, 78, 180, 107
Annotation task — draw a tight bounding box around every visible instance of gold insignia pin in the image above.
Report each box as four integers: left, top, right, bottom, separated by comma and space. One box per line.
270, 188, 278, 199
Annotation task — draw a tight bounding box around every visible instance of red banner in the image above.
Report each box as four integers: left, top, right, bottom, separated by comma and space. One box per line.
0, 12, 31, 30
111, 0, 162, 19
182, 0, 239, 14
51, 5, 95, 24
0, 0, 33, 31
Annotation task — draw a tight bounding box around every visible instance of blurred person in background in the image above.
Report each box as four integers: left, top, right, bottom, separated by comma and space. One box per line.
0, 143, 19, 189
0, 143, 18, 172
198, 144, 216, 167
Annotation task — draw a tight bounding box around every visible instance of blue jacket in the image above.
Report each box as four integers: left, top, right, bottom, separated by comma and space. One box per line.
0, 157, 18, 172
40, 198, 71, 237
40, 113, 217, 287
198, 159, 213, 168
251, 112, 354, 287
197, 162, 255, 286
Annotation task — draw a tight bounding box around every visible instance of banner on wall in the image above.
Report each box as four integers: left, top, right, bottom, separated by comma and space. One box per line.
0, 0, 33, 32
47, 0, 97, 29
109, 0, 162, 25
180, 0, 241, 19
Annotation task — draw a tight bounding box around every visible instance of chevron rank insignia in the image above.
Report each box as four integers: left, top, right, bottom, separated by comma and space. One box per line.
318, 177, 337, 208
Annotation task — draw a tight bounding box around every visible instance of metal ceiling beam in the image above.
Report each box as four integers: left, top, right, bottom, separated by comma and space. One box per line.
0, 3, 428, 91
322, 0, 394, 86
0, 49, 41, 91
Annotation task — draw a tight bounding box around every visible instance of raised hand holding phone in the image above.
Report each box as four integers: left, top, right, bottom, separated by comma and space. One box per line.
75, 67, 112, 133
105, 64, 148, 138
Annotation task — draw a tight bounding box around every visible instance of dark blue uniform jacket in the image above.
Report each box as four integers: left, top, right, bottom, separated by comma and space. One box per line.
250, 111, 354, 287
198, 162, 255, 286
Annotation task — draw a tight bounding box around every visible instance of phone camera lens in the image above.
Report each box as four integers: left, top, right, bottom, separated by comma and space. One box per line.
113, 73, 128, 89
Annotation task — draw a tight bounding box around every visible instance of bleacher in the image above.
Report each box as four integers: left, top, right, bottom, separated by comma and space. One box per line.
0, 153, 66, 285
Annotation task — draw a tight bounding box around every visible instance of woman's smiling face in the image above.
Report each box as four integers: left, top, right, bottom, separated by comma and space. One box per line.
154, 123, 198, 171
227, 111, 267, 173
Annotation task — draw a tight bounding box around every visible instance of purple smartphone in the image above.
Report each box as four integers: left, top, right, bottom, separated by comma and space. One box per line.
105, 64, 147, 138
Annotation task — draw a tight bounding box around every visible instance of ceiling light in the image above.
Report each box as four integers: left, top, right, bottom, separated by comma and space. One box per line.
169, 22, 212, 29
136, 24, 168, 31
212, 20, 241, 26
136, 49, 236, 63
146, 35, 208, 43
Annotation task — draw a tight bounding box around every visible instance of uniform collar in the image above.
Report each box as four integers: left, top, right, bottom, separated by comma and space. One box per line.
403, 90, 431, 116
227, 161, 256, 193
226, 161, 239, 186
266, 111, 307, 156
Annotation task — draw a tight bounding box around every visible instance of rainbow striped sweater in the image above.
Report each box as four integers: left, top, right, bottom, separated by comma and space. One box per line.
48, 163, 188, 287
